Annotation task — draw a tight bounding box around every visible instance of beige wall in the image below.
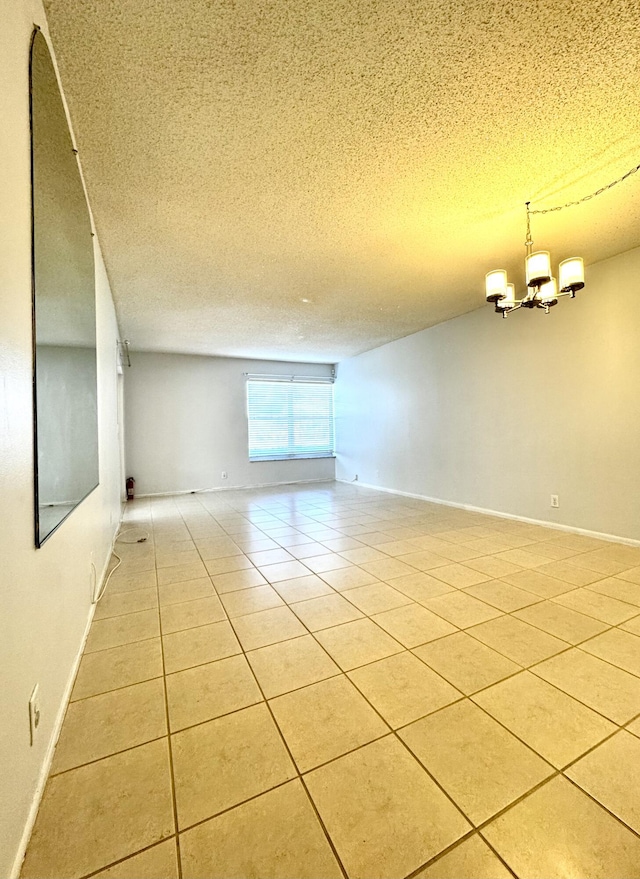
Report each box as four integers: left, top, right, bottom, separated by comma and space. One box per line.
0, 3, 122, 875
124, 352, 335, 496
336, 246, 640, 542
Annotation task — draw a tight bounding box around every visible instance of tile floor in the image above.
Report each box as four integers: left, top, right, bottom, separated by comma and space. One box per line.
21, 482, 640, 879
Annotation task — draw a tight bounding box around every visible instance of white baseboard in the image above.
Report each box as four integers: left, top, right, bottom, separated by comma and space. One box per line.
10, 514, 122, 879
10, 603, 95, 879
335, 478, 640, 547
136, 477, 334, 498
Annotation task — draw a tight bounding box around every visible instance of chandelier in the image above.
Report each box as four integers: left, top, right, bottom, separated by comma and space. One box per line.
485, 161, 640, 318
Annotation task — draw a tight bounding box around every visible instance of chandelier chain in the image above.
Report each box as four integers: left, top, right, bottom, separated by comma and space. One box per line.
529, 161, 640, 214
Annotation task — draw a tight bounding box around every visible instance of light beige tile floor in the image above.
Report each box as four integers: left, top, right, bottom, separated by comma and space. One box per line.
22, 482, 640, 878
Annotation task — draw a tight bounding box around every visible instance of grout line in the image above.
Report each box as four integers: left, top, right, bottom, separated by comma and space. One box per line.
154, 543, 184, 879
476, 831, 520, 878
78, 837, 178, 879
205, 569, 351, 879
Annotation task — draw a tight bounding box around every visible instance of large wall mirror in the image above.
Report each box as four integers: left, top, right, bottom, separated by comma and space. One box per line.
31, 30, 99, 546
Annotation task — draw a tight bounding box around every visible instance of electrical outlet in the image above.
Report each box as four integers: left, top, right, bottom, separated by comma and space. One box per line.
221, 471, 228, 479
551, 494, 559, 508
29, 685, 41, 746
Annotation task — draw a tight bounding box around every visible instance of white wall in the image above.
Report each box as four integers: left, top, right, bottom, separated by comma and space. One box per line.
125, 352, 335, 495
0, 3, 122, 875
336, 246, 640, 542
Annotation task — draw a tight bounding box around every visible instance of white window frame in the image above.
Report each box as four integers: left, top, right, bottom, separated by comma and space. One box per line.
245, 375, 335, 463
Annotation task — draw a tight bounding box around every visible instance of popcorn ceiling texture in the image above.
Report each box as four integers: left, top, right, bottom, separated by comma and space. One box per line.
43, 0, 640, 362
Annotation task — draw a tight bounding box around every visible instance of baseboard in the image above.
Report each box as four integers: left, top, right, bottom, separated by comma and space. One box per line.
335, 478, 640, 547
10, 514, 122, 879
136, 477, 334, 498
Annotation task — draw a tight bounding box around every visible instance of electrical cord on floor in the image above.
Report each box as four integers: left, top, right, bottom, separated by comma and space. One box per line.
116, 527, 150, 544
91, 527, 150, 604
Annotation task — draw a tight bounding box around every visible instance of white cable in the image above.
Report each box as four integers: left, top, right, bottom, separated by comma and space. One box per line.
92, 528, 150, 603
93, 552, 121, 604
116, 527, 150, 544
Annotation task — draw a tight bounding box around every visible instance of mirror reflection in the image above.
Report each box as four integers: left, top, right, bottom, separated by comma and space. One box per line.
31, 30, 99, 546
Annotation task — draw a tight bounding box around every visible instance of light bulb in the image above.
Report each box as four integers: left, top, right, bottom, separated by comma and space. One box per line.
485, 270, 508, 302
526, 251, 551, 287
538, 277, 558, 306
559, 257, 584, 292
497, 283, 516, 310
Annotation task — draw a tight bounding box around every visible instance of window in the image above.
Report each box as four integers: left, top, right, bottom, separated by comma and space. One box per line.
246, 379, 334, 461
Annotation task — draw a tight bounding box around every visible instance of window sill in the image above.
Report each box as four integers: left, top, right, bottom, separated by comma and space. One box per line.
249, 455, 336, 463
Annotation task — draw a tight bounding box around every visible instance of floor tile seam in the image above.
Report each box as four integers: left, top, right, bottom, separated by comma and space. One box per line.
573, 641, 640, 680
221, 597, 299, 622
407, 653, 525, 701
315, 568, 388, 590
388, 725, 484, 837
473, 648, 632, 729
308, 620, 408, 667
504, 608, 616, 647
441, 769, 564, 842
409, 599, 507, 632
161, 614, 232, 636
462, 620, 575, 666
102, 579, 158, 594
77, 834, 178, 879
83, 631, 162, 656
582, 582, 640, 607
274, 584, 342, 605
617, 610, 640, 630
167, 689, 267, 735
475, 831, 520, 879
404, 827, 493, 879
395, 682, 558, 774
469, 673, 626, 753
367, 625, 464, 653
219, 580, 351, 879
459, 594, 546, 615
160, 589, 223, 610
297, 775, 351, 879
336, 586, 416, 617
559, 721, 639, 775
93, 601, 160, 622
462, 577, 550, 601
286, 726, 395, 782
560, 772, 640, 841
49, 732, 170, 780
254, 662, 348, 700
621, 709, 640, 729
549, 595, 640, 627
69, 665, 165, 704
155, 545, 184, 879
157, 568, 217, 587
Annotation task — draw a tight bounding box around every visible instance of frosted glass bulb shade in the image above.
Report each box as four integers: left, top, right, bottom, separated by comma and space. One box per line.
485, 270, 508, 302
559, 257, 585, 292
526, 251, 551, 287
538, 277, 558, 306
497, 283, 516, 310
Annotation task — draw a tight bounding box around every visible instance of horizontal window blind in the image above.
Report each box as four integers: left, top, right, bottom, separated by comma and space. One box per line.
247, 380, 334, 461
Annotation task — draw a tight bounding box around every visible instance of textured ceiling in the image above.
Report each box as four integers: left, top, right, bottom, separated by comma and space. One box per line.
43, 0, 640, 363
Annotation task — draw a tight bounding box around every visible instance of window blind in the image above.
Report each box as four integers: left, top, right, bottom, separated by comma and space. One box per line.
246, 379, 334, 461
